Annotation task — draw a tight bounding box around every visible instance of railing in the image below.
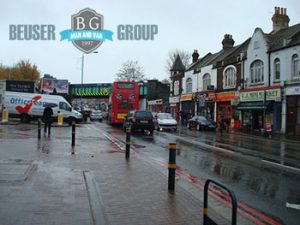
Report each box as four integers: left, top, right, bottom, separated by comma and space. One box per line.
203, 179, 237, 225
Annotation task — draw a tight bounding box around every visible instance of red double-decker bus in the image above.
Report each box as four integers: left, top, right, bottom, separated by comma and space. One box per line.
108, 81, 139, 124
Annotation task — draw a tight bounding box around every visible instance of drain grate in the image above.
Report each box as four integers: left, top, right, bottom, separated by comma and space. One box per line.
0, 160, 37, 182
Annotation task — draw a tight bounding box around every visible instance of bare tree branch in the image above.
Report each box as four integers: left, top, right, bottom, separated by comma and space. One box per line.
165, 49, 191, 74
115, 60, 146, 82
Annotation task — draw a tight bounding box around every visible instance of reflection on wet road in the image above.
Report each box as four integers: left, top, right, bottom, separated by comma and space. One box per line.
94, 122, 300, 225
1, 122, 299, 225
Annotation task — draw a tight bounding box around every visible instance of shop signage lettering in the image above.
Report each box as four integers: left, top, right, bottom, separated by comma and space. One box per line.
240, 89, 281, 102
169, 96, 179, 104
285, 86, 300, 96
180, 93, 193, 101
215, 91, 235, 101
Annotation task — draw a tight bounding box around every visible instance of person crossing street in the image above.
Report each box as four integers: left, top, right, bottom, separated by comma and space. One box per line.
43, 106, 53, 136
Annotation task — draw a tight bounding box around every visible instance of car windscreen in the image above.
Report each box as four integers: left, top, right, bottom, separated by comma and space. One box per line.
158, 113, 172, 119
196, 116, 207, 121
135, 111, 153, 118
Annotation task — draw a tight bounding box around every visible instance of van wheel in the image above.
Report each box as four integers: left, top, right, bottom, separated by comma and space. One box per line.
67, 117, 76, 126
20, 114, 30, 123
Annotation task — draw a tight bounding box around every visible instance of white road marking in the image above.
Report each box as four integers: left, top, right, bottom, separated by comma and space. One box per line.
286, 202, 300, 210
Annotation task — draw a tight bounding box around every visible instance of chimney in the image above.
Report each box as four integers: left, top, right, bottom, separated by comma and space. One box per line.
272, 7, 289, 33
222, 34, 235, 50
192, 49, 199, 63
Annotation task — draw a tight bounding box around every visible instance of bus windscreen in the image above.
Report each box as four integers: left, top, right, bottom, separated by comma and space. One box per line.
117, 83, 135, 89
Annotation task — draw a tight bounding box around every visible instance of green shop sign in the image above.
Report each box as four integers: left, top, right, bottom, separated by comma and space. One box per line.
240, 89, 281, 102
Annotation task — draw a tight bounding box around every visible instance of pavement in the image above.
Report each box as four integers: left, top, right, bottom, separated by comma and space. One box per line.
0, 122, 235, 225
2, 120, 293, 225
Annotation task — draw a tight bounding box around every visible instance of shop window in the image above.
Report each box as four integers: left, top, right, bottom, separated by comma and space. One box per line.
186, 77, 192, 93
223, 66, 236, 89
287, 96, 296, 107
250, 60, 264, 84
298, 97, 300, 124
203, 73, 211, 91
292, 54, 299, 79
274, 58, 280, 80
297, 106, 300, 124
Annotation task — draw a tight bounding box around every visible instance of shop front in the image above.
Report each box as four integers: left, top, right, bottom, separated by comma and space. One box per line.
180, 93, 194, 117
147, 99, 163, 113
215, 91, 239, 128
169, 96, 180, 122
237, 86, 281, 132
285, 85, 300, 137
194, 91, 215, 120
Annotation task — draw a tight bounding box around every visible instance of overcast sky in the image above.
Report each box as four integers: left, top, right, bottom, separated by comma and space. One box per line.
1, 0, 300, 84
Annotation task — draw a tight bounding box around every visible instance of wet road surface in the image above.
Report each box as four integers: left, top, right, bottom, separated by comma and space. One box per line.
1, 122, 300, 225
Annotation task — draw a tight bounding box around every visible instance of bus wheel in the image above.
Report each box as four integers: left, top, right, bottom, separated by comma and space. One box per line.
20, 114, 30, 123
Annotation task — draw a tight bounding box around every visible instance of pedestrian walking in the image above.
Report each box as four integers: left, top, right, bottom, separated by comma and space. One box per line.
43, 106, 53, 136
219, 116, 226, 134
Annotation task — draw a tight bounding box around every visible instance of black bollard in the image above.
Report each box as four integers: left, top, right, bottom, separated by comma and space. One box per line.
38, 119, 41, 139
71, 122, 75, 151
125, 127, 131, 159
168, 143, 177, 191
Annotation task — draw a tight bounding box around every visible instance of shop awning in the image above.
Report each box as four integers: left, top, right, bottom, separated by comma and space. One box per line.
236, 101, 272, 110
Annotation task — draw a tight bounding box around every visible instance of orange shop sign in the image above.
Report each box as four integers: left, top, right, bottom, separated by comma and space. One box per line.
180, 93, 193, 101
215, 91, 235, 102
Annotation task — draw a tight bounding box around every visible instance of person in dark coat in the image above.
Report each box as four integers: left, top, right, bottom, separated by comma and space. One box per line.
43, 106, 53, 135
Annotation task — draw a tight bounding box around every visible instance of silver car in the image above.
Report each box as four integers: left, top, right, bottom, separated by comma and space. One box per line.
90, 109, 103, 122
155, 113, 177, 131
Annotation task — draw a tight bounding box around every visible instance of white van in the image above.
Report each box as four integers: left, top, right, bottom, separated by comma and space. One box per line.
3, 91, 82, 124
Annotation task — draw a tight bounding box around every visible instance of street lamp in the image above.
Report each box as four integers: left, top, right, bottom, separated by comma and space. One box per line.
81, 51, 98, 86
80, 51, 98, 107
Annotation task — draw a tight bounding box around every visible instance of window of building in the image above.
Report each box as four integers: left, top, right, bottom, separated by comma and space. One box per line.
292, 54, 299, 79
254, 41, 260, 49
223, 66, 236, 89
203, 74, 211, 91
186, 77, 193, 93
250, 60, 264, 84
274, 58, 280, 80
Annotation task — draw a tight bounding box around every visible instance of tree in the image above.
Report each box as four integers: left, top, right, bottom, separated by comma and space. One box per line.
0, 60, 40, 81
165, 49, 191, 73
116, 60, 146, 82
161, 78, 170, 84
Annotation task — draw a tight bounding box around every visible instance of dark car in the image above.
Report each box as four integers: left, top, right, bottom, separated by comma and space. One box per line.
123, 110, 155, 135
187, 115, 216, 131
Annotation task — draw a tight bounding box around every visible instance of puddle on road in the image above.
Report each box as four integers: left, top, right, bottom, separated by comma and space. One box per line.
132, 144, 146, 148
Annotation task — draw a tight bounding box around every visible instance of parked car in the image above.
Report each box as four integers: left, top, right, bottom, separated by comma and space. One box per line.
187, 115, 216, 131
155, 113, 177, 131
90, 109, 103, 122
123, 110, 155, 135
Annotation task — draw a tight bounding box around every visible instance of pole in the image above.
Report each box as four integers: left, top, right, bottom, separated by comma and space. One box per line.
81, 54, 84, 107
38, 118, 41, 139
125, 127, 131, 159
71, 122, 75, 151
168, 143, 177, 191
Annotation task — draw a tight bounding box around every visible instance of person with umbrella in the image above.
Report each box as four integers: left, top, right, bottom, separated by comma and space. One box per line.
43, 103, 55, 136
